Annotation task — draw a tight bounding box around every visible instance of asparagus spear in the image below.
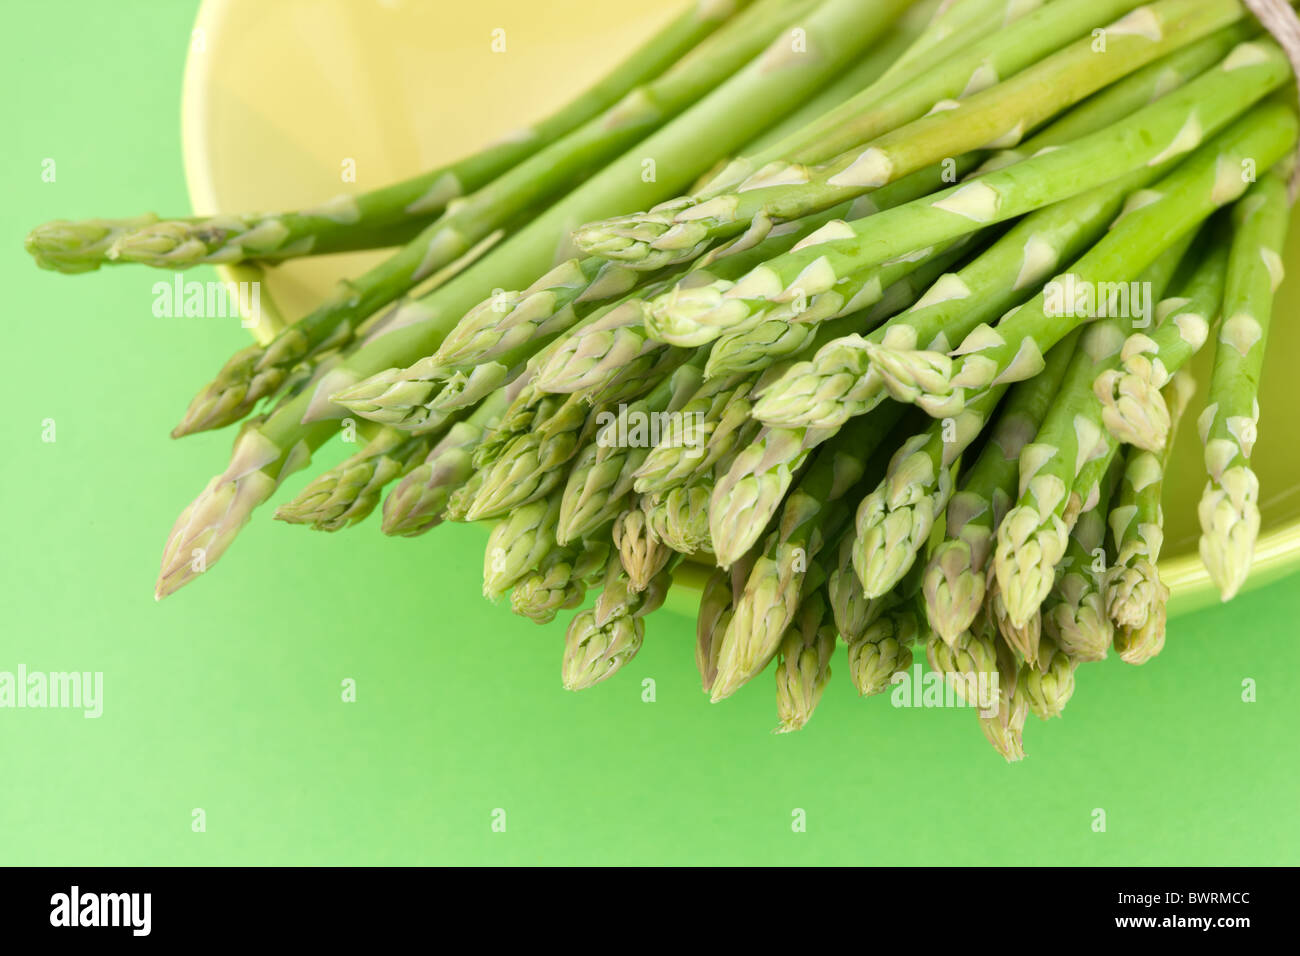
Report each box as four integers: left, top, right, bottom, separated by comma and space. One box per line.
574, 0, 1166, 267
848, 598, 919, 698
632, 372, 753, 494
773, 591, 836, 733
923, 333, 1077, 646
556, 363, 706, 542
696, 566, 736, 694
749, 27, 1226, 429
751, 157, 1189, 431
985, 561, 1043, 664
642, 162, 975, 348
335, 0, 919, 427
736, 0, 942, 157
336, 198, 856, 427
613, 507, 673, 592
643, 480, 715, 555
273, 424, 439, 531
562, 558, 674, 691
1019, 633, 1078, 719
1109, 370, 1197, 661
926, 616, 999, 707
482, 495, 563, 600
1093, 233, 1230, 451
1041, 452, 1125, 662
989, 232, 1196, 627
978, 19, 1260, 169
868, 89, 1297, 420
826, 528, 883, 642
699, 234, 976, 380
709, 431, 866, 700
170, 0, 817, 438
710, 402, 908, 569
638, 321, 865, 511
465, 391, 595, 520
442, 470, 486, 523
991, 322, 1124, 629
511, 539, 610, 625
1197, 169, 1292, 600
654, 41, 1291, 356
25, 0, 747, 275
862, 233, 1193, 606
380, 391, 508, 536
977, 634, 1030, 761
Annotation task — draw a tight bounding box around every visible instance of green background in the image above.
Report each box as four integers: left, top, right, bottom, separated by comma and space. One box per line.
2, 0, 1298, 866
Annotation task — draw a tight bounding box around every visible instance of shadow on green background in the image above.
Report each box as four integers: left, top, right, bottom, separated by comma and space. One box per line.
1, 0, 1297, 866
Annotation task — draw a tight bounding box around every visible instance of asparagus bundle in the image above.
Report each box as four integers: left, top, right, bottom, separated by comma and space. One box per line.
33, 0, 1300, 759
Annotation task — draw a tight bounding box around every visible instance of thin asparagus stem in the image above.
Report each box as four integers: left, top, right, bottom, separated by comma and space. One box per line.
1197, 169, 1292, 600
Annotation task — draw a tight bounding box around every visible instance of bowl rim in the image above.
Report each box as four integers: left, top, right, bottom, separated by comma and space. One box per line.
180, 0, 1300, 616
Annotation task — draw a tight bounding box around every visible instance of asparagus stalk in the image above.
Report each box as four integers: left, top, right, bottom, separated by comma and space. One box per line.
699, 233, 976, 380
853, 368, 1076, 601
1019, 633, 1078, 719
643, 480, 715, 554
751, 157, 1190, 431
656, 40, 1291, 355
989, 234, 1196, 628
556, 363, 706, 542
632, 372, 754, 494
826, 528, 886, 641
848, 598, 919, 697
925, 616, 999, 708
442, 470, 486, 523
25, 0, 747, 275
334, 0, 919, 429
336, 198, 855, 427
574, 0, 1164, 268
868, 88, 1297, 420
273, 424, 440, 531
710, 402, 909, 569
985, 560, 1043, 663
773, 590, 836, 733
991, 321, 1126, 629
613, 507, 673, 592
923, 332, 1077, 646
977, 633, 1030, 761
978, 19, 1260, 169
511, 539, 610, 625
482, 495, 563, 600
380, 390, 508, 536
759, 24, 1253, 431
1041, 452, 1126, 662
171, 0, 816, 437
696, 566, 736, 693
562, 557, 674, 691
1093, 232, 1230, 451
735, 0, 941, 157
1109, 370, 1197, 660
642, 161, 975, 348
709, 430, 866, 700
1197, 169, 1292, 600
465, 391, 595, 520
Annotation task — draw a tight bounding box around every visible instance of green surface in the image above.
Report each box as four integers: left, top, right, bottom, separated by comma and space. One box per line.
2, 0, 1299, 866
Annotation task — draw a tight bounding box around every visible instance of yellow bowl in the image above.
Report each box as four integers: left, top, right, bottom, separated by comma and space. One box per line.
183, 0, 1300, 616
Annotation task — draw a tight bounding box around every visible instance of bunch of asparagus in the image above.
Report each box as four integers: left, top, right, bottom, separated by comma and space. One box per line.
29, 0, 1297, 757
